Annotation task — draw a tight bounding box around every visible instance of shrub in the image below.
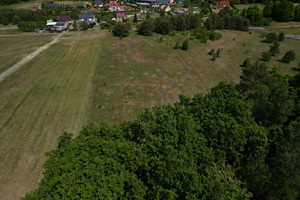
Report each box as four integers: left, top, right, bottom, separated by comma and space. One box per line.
216, 48, 221, 57
282, 50, 296, 63
265, 32, 278, 43
262, 51, 271, 62
269, 42, 280, 56
208, 49, 215, 55
80, 21, 88, 30
211, 54, 217, 61
209, 31, 222, 41
181, 39, 189, 51
279, 31, 285, 41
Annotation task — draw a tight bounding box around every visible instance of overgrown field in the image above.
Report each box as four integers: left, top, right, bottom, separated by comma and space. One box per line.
0, 29, 299, 200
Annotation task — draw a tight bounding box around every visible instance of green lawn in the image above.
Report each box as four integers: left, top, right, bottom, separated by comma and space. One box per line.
0, 29, 299, 200
234, 3, 265, 11
0, 30, 102, 200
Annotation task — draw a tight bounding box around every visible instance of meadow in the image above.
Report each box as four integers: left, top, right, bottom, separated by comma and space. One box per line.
0, 29, 299, 199
0, 33, 54, 74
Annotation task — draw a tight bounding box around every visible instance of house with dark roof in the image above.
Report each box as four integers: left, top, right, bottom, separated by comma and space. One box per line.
46, 3, 57, 8
94, 0, 103, 7
59, 16, 72, 23
78, 13, 96, 21
216, 1, 230, 8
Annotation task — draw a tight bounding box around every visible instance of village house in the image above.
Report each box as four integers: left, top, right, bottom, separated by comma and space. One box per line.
161, 5, 171, 12
104, 1, 120, 11
88, 8, 99, 14
59, 16, 72, 23
216, 1, 230, 8
116, 13, 126, 22
94, 0, 103, 7
78, 13, 96, 22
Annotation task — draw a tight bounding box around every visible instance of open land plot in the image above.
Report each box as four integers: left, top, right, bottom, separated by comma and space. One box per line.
0, 34, 54, 74
0, 30, 102, 200
234, 3, 265, 11
90, 30, 300, 125
0, 29, 299, 200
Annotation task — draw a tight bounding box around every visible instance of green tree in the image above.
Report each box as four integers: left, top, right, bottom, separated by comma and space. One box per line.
262, 51, 271, 62
137, 19, 154, 36
282, 50, 296, 63
184, 0, 191, 8
279, 31, 285, 41
112, 22, 129, 37
181, 39, 189, 50
295, 6, 300, 21
263, 0, 273, 18
80, 21, 88, 30
265, 32, 278, 43
133, 13, 138, 23
269, 42, 280, 56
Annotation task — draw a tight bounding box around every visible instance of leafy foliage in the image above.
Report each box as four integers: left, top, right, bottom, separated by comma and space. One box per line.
112, 22, 130, 37
282, 50, 296, 63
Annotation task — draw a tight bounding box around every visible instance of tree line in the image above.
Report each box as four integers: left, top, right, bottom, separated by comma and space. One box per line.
263, 0, 300, 22
204, 7, 250, 31
22, 54, 300, 199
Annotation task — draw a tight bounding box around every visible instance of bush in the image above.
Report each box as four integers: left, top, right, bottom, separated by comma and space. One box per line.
281, 50, 296, 63
181, 39, 189, 51
279, 31, 285, 42
211, 54, 217, 61
112, 22, 129, 37
261, 51, 271, 62
80, 21, 88, 30
265, 32, 278, 43
269, 42, 280, 56
216, 48, 221, 57
208, 49, 215, 55
209, 31, 222, 41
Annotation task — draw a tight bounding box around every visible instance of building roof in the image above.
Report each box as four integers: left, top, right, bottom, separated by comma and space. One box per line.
94, 0, 103, 5
56, 22, 66, 26
78, 13, 95, 20
59, 16, 71, 22
104, 2, 120, 6
116, 13, 125, 18
89, 8, 98, 11
216, 1, 230, 7
46, 3, 57, 8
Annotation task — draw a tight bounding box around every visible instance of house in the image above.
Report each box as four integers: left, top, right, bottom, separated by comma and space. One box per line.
88, 8, 99, 13
55, 21, 68, 31
161, 5, 171, 12
116, 13, 125, 22
158, 0, 174, 5
59, 16, 72, 23
94, 0, 103, 7
78, 13, 96, 21
216, 1, 230, 8
104, 2, 120, 11
46, 3, 57, 8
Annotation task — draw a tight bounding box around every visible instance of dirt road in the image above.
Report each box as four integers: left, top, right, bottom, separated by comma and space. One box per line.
0, 34, 62, 83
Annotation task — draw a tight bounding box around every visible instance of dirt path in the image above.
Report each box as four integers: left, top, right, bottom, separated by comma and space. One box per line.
0, 34, 63, 83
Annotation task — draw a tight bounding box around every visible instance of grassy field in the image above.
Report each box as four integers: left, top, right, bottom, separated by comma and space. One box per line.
0, 29, 299, 200
234, 3, 265, 11
0, 30, 102, 200
90, 30, 300, 124
0, 34, 54, 74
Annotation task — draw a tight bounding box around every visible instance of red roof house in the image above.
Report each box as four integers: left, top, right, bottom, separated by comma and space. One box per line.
116, 13, 125, 18
88, 7, 99, 13
104, 2, 120, 11
216, 1, 230, 8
